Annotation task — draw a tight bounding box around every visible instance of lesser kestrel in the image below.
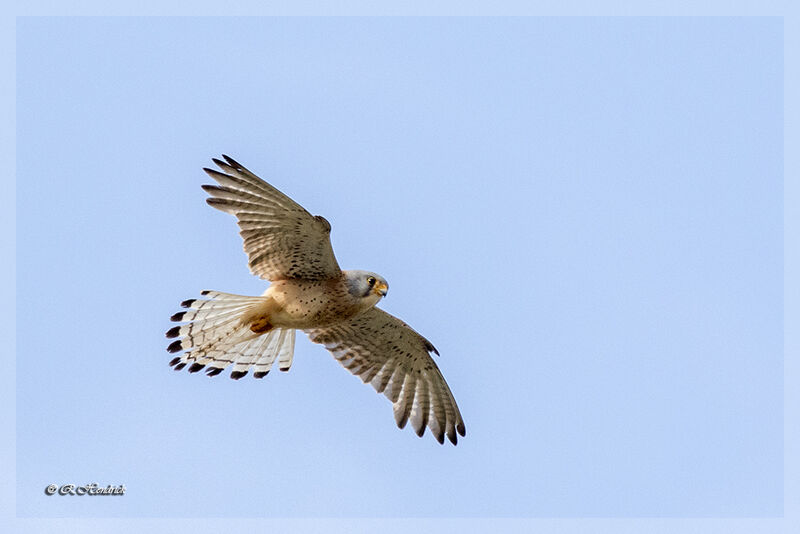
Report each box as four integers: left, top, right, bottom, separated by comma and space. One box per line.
166, 156, 466, 444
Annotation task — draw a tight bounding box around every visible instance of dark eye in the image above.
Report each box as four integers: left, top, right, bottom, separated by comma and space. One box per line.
367, 276, 376, 286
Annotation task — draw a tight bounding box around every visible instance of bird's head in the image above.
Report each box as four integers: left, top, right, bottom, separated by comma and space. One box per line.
345, 270, 389, 309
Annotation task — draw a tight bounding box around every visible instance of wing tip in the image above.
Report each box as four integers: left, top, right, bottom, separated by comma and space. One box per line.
423, 339, 439, 356
447, 431, 458, 445
205, 197, 237, 212
221, 154, 241, 169
203, 167, 230, 182
396, 417, 409, 430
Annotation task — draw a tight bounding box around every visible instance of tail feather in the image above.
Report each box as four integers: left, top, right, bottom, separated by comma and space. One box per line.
252, 329, 292, 377
168, 311, 244, 343
277, 329, 296, 371
179, 317, 246, 353
230, 334, 271, 373
166, 291, 297, 379
171, 304, 246, 324
196, 290, 260, 301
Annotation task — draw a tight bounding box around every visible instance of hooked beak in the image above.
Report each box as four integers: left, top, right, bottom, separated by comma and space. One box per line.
373, 282, 388, 298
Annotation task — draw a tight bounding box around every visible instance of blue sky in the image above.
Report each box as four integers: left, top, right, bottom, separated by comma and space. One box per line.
11, 13, 788, 530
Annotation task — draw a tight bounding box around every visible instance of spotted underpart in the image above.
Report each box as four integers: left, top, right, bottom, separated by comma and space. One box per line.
165, 155, 465, 445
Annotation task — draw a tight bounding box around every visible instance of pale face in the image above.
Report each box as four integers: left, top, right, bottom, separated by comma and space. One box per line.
364, 273, 389, 298
345, 270, 389, 309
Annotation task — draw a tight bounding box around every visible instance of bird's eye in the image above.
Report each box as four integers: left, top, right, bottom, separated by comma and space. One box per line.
367, 276, 376, 286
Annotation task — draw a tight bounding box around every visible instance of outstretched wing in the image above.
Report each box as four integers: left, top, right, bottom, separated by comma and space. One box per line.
305, 308, 466, 445
202, 155, 341, 281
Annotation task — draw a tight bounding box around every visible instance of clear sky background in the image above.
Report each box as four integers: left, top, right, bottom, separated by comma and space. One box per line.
13, 13, 785, 527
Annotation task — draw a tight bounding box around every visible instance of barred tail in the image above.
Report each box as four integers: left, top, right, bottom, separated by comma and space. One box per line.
166, 290, 296, 380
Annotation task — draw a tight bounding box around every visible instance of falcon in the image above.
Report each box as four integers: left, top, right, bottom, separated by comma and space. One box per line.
166, 155, 466, 445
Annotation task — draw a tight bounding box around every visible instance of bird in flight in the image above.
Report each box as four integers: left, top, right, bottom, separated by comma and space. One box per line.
166, 156, 466, 445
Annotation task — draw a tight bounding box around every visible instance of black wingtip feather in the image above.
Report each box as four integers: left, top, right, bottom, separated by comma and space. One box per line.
180, 299, 195, 308
423, 339, 439, 356
448, 432, 458, 446
170, 311, 186, 322
203, 167, 228, 180
415, 426, 425, 438
396, 414, 409, 430
201, 184, 221, 194
458, 422, 466, 436
167, 340, 183, 353
188, 362, 205, 373
169, 357, 181, 367
200, 290, 211, 296
206, 198, 230, 209
211, 158, 233, 171
230, 370, 248, 380
206, 367, 223, 377
254, 371, 269, 379
222, 154, 239, 168
174, 362, 187, 371
165, 326, 181, 339
434, 432, 445, 445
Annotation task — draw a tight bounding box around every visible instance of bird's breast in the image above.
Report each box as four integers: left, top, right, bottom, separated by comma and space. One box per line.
264, 278, 363, 328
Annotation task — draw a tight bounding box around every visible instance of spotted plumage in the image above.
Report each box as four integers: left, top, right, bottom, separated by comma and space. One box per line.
166, 155, 465, 445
